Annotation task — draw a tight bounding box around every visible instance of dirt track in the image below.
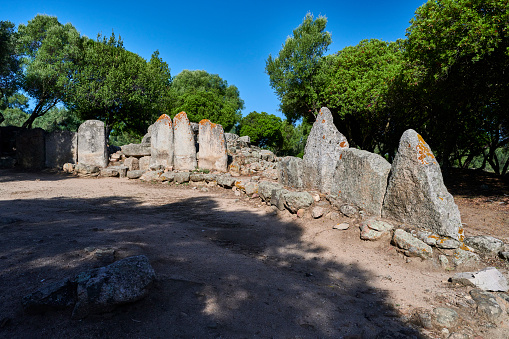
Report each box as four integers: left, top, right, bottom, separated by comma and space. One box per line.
0, 169, 507, 338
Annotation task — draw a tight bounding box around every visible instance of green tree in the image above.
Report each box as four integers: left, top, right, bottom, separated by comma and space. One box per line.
317, 39, 406, 153
17, 15, 81, 128
279, 120, 311, 157
0, 20, 21, 123
266, 13, 331, 123
68, 34, 172, 137
404, 0, 509, 172
170, 70, 244, 131
239, 111, 283, 150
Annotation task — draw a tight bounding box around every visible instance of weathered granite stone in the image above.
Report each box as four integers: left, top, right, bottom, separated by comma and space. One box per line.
432, 307, 459, 328
100, 168, 120, 177
464, 235, 504, 256
245, 181, 259, 196
140, 170, 162, 182
77, 120, 108, 168
416, 231, 461, 249
339, 204, 360, 218
173, 112, 197, 170
16, 128, 46, 169
127, 170, 146, 179
278, 156, 304, 189
303, 107, 349, 194
203, 173, 218, 183
190, 173, 205, 182
124, 157, 139, 171
469, 289, 504, 322
260, 150, 276, 162
312, 206, 325, 219
216, 174, 236, 188
75, 163, 100, 174
150, 114, 174, 169
452, 248, 481, 268
173, 172, 190, 184
121, 143, 151, 157
160, 171, 175, 182
258, 181, 284, 202
331, 148, 391, 216
450, 267, 508, 292
392, 229, 433, 259
360, 218, 394, 241
382, 129, 461, 240
139, 156, 151, 170
271, 188, 289, 211
198, 119, 227, 172
22, 278, 76, 314
72, 255, 155, 319
284, 191, 314, 213
45, 130, 77, 168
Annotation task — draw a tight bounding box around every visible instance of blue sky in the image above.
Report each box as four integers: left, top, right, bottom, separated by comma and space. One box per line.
3, 0, 426, 120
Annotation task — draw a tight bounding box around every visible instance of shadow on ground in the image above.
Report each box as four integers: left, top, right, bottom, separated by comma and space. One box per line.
0, 171, 422, 338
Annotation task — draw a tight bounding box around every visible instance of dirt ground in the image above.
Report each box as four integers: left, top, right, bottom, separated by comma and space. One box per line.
0, 168, 508, 338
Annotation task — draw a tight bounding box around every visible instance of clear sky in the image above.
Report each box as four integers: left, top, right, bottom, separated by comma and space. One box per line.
3, 0, 426, 120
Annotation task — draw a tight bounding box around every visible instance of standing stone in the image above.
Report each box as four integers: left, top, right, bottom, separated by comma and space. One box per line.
150, 114, 174, 169
173, 112, 197, 171
198, 119, 227, 172
303, 107, 349, 194
278, 156, 305, 189
331, 148, 391, 216
382, 129, 461, 239
45, 130, 77, 168
77, 120, 108, 168
16, 128, 46, 169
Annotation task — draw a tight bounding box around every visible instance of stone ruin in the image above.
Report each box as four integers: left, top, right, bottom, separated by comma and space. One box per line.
3, 108, 501, 264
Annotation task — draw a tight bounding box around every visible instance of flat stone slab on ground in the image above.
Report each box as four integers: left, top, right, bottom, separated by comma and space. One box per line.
450, 267, 508, 292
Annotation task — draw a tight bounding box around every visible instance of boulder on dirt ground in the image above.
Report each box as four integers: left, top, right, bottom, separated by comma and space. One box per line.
382, 129, 462, 240
77, 120, 108, 168
278, 156, 305, 189
359, 218, 394, 241
124, 157, 140, 171
452, 248, 481, 268
173, 112, 197, 170
198, 119, 227, 172
432, 307, 459, 328
75, 163, 100, 174
331, 148, 391, 217
464, 235, 505, 256
469, 289, 504, 322
244, 181, 259, 196
127, 170, 146, 179
174, 172, 190, 184
258, 181, 284, 202
450, 267, 508, 292
392, 228, 433, 259
302, 107, 349, 194
416, 231, 461, 249
140, 170, 162, 182
72, 255, 155, 319
271, 188, 289, 211
284, 191, 314, 213
22, 279, 76, 314
216, 174, 236, 188
150, 114, 174, 169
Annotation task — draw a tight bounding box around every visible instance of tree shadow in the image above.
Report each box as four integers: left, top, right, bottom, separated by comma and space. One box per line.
0, 168, 76, 183
0, 177, 423, 338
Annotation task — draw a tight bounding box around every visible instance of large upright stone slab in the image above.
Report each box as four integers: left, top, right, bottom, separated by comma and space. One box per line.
198, 119, 227, 172
331, 148, 391, 216
173, 112, 197, 170
278, 156, 305, 188
45, 130, 77, 168
150, 114, 174, 169
382, 129, 461, 239
303, 107, 349, 194
16, 128, 46, 169
77, 120, 108, 168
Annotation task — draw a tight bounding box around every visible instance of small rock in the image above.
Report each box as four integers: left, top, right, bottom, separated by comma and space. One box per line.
470, 289, 504, 322
433, 307, 459, 328
127, 170, 146, 179
311, 206, 325, 219
439, 255, 449, 269
339, 204, 359, 217
296, 208, 306, 218
359, 218, 394, 241
464, 235, 504, 256
313, 194, 320, 202
392, 229, 433, 259
327, 211, 341, 221
333, 223, 350, 230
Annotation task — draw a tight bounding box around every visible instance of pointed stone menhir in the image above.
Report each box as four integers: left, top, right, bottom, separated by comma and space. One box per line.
198, 119, 227, 172
382, 129, 462, 239
77, 120, 108, 168
173, 112, 197, 171
150, 114, 174, 169
303, 107, 349, 194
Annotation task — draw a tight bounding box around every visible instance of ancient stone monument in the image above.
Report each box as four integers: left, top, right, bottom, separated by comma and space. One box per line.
198, 119, 227, 172
45, 130, 77, 168
331, 148, 391, 216
150, 114, 174, 169
77, 120, 108, 168
173, 112, 197, 170
382, 129, 462, 239
278, 156, 305, 188
303, 107, 349, 194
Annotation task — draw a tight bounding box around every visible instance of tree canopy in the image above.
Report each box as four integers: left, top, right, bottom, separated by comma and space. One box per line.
0, 20, 20, 123
170, 70, 244, 132
239, 111, 283, 150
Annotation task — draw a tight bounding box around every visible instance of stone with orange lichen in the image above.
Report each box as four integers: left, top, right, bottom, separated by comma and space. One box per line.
173, 112, 197, 170
198, 119, 227, 172
303, 107, 349, 194
150, 114, 174, 169
382, 129, 462, 240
